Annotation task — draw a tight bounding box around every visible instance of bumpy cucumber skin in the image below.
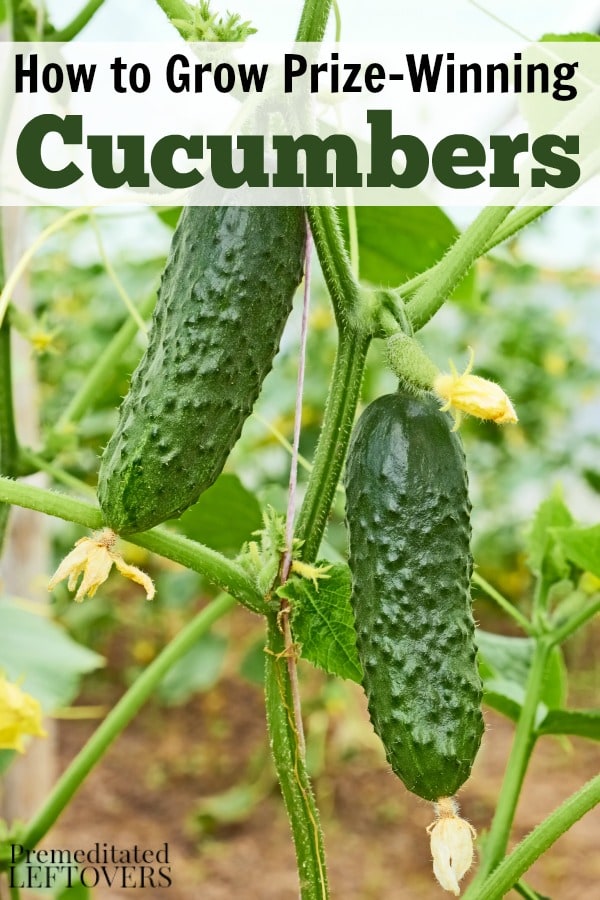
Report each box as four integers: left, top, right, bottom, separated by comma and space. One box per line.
344, 391, 484, 802
98, 205, 305, 535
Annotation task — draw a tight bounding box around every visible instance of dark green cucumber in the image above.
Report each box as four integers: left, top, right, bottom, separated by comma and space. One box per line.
344, 390, 484, 801
98, 205, 305, 535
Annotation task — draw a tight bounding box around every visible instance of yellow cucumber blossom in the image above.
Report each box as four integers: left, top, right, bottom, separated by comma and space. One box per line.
427, 797, 476, 896
48, 529, 154, 602
290, 559, 332, 590
433, 349, 517, 429
0, 675, 46, 752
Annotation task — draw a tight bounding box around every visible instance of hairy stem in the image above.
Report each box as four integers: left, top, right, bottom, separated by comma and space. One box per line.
295, 327, 370, 562
467, 639, 552, 893
472, 572, 533, 635
19, 593, 235, 850
406, 206, 513, 331
468, 774, 600, 900
264, 615, 329, 899
549, 596, 600, 647
279, 228, 313, 759
0, 476, 265, 614
151, 0, 192, 29
305, 207, 362, 328
295, 0, 332, 41
399, 206, 551, 300
52, 0, 105, 42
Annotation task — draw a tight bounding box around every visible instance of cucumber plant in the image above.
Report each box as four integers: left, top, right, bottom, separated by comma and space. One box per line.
0, 3, 598, 900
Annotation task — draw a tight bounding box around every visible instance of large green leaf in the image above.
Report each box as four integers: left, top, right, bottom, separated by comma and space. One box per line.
279, 563, 363, 683
337, 206, 476, 303
158, 632, 227, 705
476, 630, 567, 718
482, 678, 524, 723
526, 488, 573, 581
553, 525, 600, 579
0, 599, 104, 712
175, 474, 263, 556
537, 709, 600, 741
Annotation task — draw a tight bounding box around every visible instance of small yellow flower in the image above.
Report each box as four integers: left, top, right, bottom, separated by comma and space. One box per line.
290, 560, 332, 590
433, 349, 517, 429
0, 675, 47, 752
427, 798, 476, 896
48, 529, 155, 602
29, 329, 60, 355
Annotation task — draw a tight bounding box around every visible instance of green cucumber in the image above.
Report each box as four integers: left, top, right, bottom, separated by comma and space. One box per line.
344, 389, 484, 801
98, 205, 305, 535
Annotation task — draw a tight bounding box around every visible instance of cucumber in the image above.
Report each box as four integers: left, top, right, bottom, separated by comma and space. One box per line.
98, 205, 305, 535
344, 390, 484, 801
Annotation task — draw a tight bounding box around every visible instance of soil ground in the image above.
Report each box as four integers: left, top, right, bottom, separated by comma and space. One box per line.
32, 607, 600, 899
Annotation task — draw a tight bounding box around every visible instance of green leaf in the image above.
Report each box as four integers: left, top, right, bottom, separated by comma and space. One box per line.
540, 32, 600, 42
158, 632, 227, 705
477, 630, 533, 685
553, 525, 600, 579
476, 630, 567, 718
279, 563, 363, 683
483, 678, 524, 722
55, 877, 91, 899
527, 488, 573, 580
154, 206, 182, 229
538, 709, 600, 741
175, 474, 263, 556
337, 206, 476, 304
0, 599, 104, 711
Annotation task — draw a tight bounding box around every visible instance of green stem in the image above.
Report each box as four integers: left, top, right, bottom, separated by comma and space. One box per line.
55, 289, 156, 430
407, 206, 513, 331
331, 0, 341, 40
18, 448, 96, 496
152, 0, 192, 29
485, 206, 551, 249
19, 592, 235, 850
264, 615, 329, 899
549, 596, 600, 647
466, 638, 552, 895
306, 208, 362, 328
398, 206, 549, 303
472, 572, 533, 635
470, 774, 600, 900
52, 0, 105, 42
0, 476, 265, 614
0, 218, 18, 549
295, 0, 332, 41
514, 880, 543, 899
295, 327, 370, 562
8, 881, 20, 900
